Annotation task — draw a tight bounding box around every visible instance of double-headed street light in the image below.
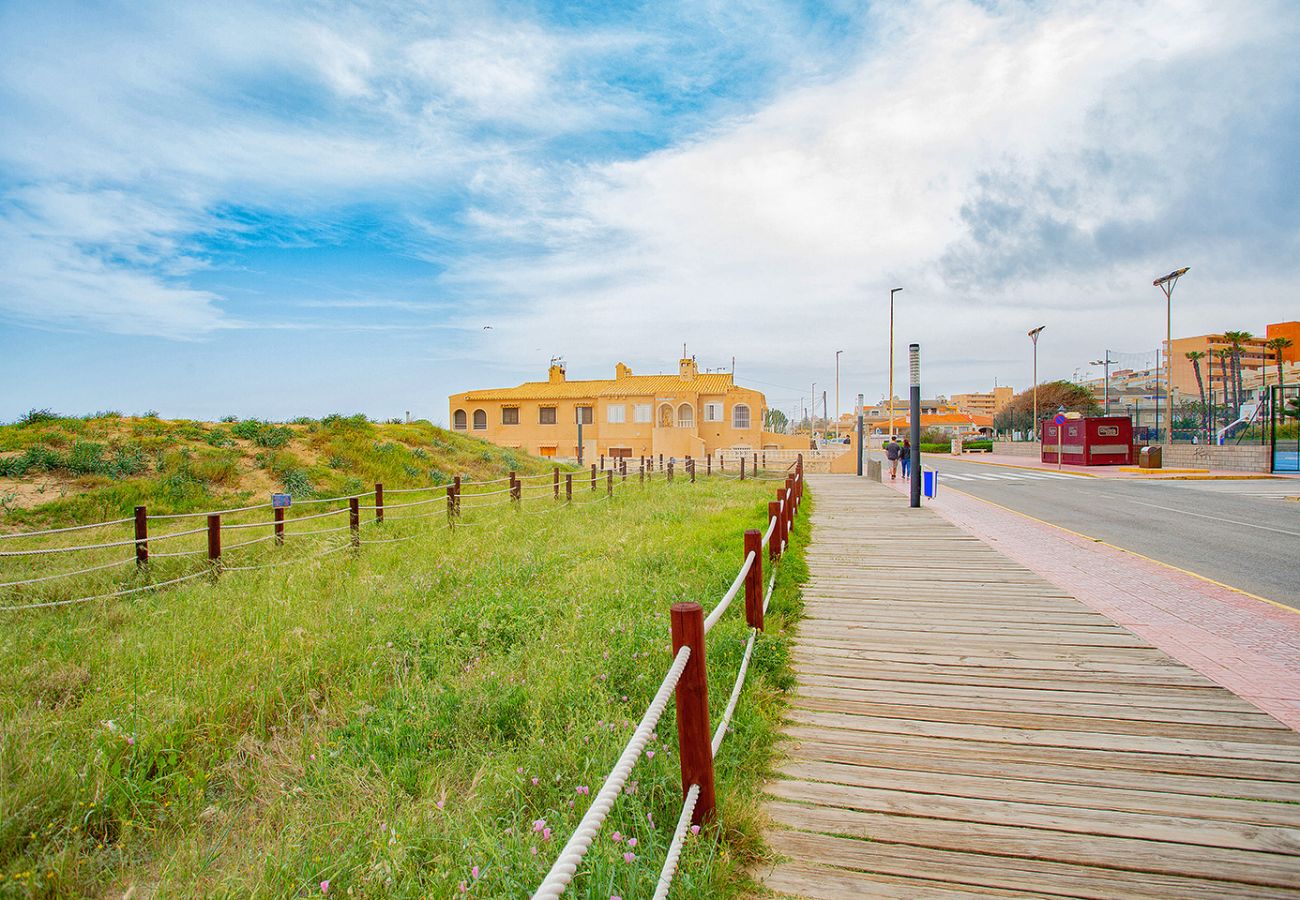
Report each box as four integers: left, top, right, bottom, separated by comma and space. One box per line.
1153, 267, 1189, 443
889, 288, 902, 439
1090, 352, 1115, 414
1028, 325, 1046, 441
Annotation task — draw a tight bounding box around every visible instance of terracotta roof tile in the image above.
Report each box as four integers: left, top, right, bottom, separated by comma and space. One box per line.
459, 373, 740, 402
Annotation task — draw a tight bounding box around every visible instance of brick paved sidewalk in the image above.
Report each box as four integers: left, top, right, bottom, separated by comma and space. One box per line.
886, 478, 1300, 730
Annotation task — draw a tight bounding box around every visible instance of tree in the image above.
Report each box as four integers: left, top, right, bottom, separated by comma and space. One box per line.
763, 408, 789, 433
1215, 348, 1233, 425
1266, 336, 1293, 386
1223, 330, 1253, 412
1185, 350, 1209, 442
993, 380, 1101, 436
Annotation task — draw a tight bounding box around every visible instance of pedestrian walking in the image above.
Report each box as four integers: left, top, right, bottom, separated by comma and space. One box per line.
900, 439, 912, 479
885, 438, 901, 480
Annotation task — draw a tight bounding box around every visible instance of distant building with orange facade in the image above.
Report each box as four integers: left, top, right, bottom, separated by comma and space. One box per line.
951, 386, 1015, 418
1166, 321, 1297, 400
448, 357, 809, 460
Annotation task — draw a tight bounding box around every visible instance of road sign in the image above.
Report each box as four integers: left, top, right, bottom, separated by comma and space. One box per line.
271, 493, 292, 508
1053, 413, 1067, 425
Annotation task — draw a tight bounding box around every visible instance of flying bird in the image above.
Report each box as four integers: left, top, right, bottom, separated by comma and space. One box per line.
482, 325, 493, 330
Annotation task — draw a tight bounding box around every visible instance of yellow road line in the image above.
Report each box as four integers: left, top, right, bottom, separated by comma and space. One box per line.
941, 486, 1299, 617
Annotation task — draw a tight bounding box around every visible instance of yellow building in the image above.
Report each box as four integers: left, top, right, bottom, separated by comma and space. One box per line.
448, 358, 809, 460
951, 386, 1014, 418
1166, 329, 1285, 399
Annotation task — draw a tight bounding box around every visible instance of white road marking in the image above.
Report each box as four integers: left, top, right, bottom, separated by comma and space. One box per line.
1123, 497, 1300, 538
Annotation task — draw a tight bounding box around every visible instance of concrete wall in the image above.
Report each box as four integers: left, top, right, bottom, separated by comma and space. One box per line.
993, 441, 1271, 472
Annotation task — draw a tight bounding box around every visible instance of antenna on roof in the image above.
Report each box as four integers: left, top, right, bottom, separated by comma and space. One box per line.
682, 342, 687, 358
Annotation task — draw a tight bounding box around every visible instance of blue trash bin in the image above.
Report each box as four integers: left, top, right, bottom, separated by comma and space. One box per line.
922, 468, 938, 499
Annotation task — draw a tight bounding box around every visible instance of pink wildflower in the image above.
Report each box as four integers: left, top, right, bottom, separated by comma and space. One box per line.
126, 736, 135, 746
458, 881, 467, 893
542, 828, 552, 841
623, 852, 635, 863
690, 825, 700, 835
612, 831, 622, 842
472, 865, 480, 879
436, 800, 445, 810
532, 819, 546, 832
627, 838, 637, 848
530, 846, 538, 856
645, 750, 654, 760
320, 880, 330, 894
531, 777, 539, 786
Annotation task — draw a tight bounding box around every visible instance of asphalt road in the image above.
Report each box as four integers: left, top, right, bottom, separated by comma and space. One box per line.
916, 456, 1300, 610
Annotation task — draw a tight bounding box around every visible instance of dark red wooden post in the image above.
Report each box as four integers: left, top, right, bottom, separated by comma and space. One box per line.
639, 463, 645, 484
606, 470, 613, 496
744, 528, 763, 630
349, 497, 360, 548
706, 454, 711, 476
207, 514, 221, 570
566, 473, 573, 502
776, 488, 788, 552
134, 505, 148, 568
768, 501, 780, 562
600, 454, 605, 471
621, 458, 627, 481
668, 460, 674, 483
553, 466, 560, 499
670, 602, 717, 825
590, 463, 597, 491
375, 483, 384, 524
762, 451, 767, 470
447, 487, 455, 526
659, 453, 663, 471
690, 459, 696, 483
274, 506, 285, 545
740, 457, 746, 481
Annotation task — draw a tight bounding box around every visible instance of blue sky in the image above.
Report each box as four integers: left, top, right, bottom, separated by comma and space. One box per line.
1, 0, 1297, 424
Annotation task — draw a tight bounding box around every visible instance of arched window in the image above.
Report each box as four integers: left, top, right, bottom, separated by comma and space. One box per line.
732, 404, 751, 429
453, 409, 467, 430
658, 404, 674, 427
472, 409, 487, 430
676, 403, 694, 428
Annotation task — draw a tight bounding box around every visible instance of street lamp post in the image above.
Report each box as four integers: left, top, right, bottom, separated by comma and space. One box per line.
889, 288, 902, 439
1028, 326, 1046, 442
835, 349, 844, 441
1153, 267, 1189, 444
810, 383, 816, 440
1090, 352, 1114, 414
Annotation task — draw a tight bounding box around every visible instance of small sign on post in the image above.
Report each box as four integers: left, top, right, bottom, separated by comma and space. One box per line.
272, 493, 292, 509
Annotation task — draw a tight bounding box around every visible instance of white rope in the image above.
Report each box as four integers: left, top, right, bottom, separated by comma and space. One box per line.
362, 533, 420, 545
0, 569, 209, 612
149, 547, 207, 558
761, 515, 777, 549
763, 571, 775, 615
712, 628, 758, 757
703, 551, 754, 635
381, 509, 448, 522
293, 491, 374, 506
0, 556, 136, 587
381, 484, 450, 495
0, 516, 134, 538
652, 783, 701, 900
374, 495, 447, 510
0, 526, 205, 556
221, 507, 346, 529
281, 523, 353, 537
146, 502, 265, 520
223, 533, 276, 551
534, 646, 692, 899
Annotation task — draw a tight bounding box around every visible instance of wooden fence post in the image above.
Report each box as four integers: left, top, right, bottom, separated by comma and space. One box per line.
706, 454, 711, 476
453, 475, 462, 518
447, 486, 455, 526
274, 506, 285, 545
639, 463, 645, 484
553, 466, 560, 499
375, 483, 384, 524
207, 514, 222, 572
659, 453, 664, 471
566, 473, 573, 503
753, 452, 758, 474
762, 451, 766, 470
768, 501, 780, 562
600, 454, 605, 471
744, 528, 763, 630
689, 459, 696, 483
668, 460, 674, 483
349, 497, 360, 548
606, 470, 613, 496
134, 505, 148, 568
511, 471, 521, 505
776, 488, 788, 553
621, 458, 627, 481
670, 602, 717, 825
740, 457, 746, 481
590, 463, 597, 491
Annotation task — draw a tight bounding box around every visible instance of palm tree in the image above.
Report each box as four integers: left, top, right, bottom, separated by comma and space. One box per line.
1266, 336, 1293, 386
1215, 348, 1233, 426
1223, 330, 1253, 411
1185, 350, 1209, 442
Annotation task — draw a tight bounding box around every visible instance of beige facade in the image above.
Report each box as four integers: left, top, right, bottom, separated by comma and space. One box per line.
951, 386, 1014, 418
449, 358, 809, 460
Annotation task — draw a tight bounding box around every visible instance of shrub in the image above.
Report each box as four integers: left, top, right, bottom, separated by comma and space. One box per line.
205, 429, 235, 448
192, 450, 240, 486
288, 416, 317, 425
141, 410, 160, 419
279, 468, 315, 498
326, 454, 351, 470
252, 425, 292, 448
65, 442, 108, 475
107, 445, 147, 478
17, 409, 60, 427
219, 415, 238, 423
340, 476, 365, 496
321, 413, 369, 430
230, 419, 263, 441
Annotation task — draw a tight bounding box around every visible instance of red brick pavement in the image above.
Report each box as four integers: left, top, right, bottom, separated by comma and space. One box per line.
884, 477, 1300, 731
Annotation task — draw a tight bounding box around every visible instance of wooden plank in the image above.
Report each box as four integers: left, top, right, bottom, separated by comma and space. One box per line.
766, 829, 1300, 900
762, 862, 1032, 899
778, 758, 1300, 826
767, 800, 1300, 889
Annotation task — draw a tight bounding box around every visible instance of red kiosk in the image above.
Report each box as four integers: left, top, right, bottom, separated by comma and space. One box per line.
1041, 415, 1134, 466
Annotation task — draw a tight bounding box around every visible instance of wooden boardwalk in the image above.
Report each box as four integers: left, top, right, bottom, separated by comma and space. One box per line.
760, 475, 1300, 899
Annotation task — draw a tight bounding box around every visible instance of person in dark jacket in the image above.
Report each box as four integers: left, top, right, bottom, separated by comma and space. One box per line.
900, 439, 912, 478
885, 438, 901, 480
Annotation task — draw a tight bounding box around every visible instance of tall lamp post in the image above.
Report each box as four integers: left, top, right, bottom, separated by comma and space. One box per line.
1153, 267, 1189, 444
835, 349, 844, 441
889, 287, 902, 439
810, 382, 816, 439
1028, 326, 1046, 442
1090, 352, 1115, 414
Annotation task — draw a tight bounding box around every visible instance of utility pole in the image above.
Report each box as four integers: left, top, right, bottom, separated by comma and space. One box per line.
889, 288, 902, 440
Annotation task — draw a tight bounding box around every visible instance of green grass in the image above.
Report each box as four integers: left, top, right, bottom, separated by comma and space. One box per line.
0, 476, 809, 897
0, 414, 566, 531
